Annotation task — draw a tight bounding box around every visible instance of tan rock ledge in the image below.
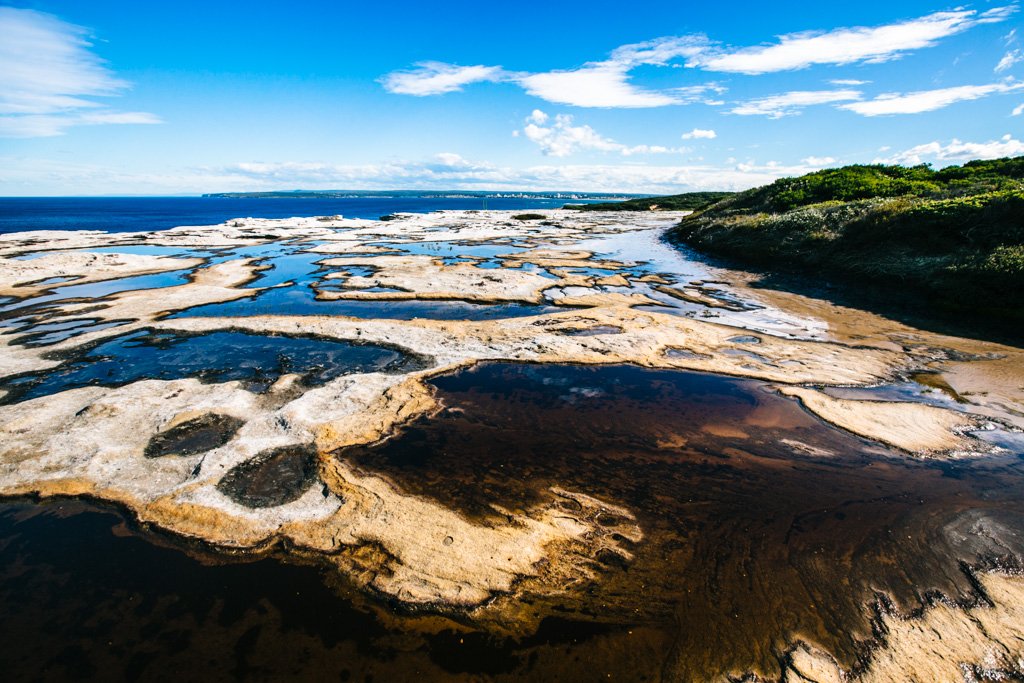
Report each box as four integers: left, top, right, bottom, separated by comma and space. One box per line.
317, 254, 555, 304
783, 571, 1024, 683
778, 386, 977, 454
0, 251, 204, 299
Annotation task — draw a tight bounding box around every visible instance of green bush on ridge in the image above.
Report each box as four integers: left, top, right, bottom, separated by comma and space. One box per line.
666, 157, 1024, 323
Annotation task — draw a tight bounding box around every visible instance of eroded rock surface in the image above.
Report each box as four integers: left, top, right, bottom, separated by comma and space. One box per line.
2, 209, 1023, 679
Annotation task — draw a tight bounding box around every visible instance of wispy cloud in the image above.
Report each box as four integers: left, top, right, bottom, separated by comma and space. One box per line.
1013, 102, 1024, 115
874, 134, 1024, 165
689, 7, 1016, 74
839, 81, 1024, 116
380, 8, 1013, 108
217, 156, 832, 193
516, 37, 716, 108
378, 62, 506, 96
0, 7, 161, 137
1, 153, 837, 195
0, 111, 161, 138
517, 110, 685, 157
381, 38, 722, 108
996, 49, 1023, 72
731, 89, 863, 118
681, 128, 717, 140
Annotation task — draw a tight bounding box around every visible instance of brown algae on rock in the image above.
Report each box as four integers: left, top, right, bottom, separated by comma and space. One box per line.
216, 444, 319, 508
144, 413, 245, 458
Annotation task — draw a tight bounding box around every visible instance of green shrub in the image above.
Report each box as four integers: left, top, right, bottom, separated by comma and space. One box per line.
668, 157, 1024, 323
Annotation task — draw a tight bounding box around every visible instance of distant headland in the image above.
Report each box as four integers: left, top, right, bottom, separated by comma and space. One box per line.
202, 190, 644, 200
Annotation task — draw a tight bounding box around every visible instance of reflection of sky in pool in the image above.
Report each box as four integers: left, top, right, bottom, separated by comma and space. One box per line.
0, 269, 193, 314
1, 329, 420, 403
170, 287, 558, 321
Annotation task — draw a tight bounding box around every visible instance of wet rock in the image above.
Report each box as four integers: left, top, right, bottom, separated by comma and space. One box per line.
216, 444, 319, 508
562, 325, 624, 337
144, 413, 245, 458
909, 370, 968, 403
727, 334, 762, 344
664, 347, 712, 360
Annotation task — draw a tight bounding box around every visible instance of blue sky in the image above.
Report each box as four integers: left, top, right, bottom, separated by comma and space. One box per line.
0, 0, 1022, 195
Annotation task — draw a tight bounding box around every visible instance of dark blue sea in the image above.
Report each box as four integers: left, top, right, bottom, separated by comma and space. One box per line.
0, 196, 611, 235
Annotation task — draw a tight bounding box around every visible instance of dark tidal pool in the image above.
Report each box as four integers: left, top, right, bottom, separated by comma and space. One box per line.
2, 363, 1024, 681
0, 329, 422, 404
169, 287, 559, 321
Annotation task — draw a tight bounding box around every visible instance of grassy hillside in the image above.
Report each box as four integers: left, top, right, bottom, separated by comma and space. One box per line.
667, 158, 1024, 324
566, 191, 733, 212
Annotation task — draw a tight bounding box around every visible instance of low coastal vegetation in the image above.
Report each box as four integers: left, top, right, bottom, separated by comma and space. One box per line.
566, 191, 733, 212
663, 157, 1024, 324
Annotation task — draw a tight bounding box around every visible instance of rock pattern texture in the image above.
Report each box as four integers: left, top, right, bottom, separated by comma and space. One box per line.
1, 210, 1023, 679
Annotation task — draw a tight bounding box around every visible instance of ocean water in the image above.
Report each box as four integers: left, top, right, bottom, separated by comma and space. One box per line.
0, 196, 609, 235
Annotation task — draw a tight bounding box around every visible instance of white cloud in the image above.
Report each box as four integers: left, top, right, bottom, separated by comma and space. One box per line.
996, 49, 1023, 72
675, 84, 728, 101
216, 157, 831, 194
380, 7, 1014, 108
381, 37, 722, 108
731, 89, 863, 118
0, 7, 161, 137
1013, 103, 1024, 116
527, 109, 548, 124
519, 110, 684, 157
874, 134, 1024, 165
378, 62, 506, 96
609, 36, 711, 67
830, 79, 870, 86
801, 156, 837, 166
432, 152, 477, 169
2, 153, 837, 195
689, 7, 1016, 74
516, 37, 713, 108
681, 128, 717, 140
840, 81, 1024, 116
518, 65, 681, 108
78, 111, 162, 125
0, 110, 162, 138
522, 114, 622, 156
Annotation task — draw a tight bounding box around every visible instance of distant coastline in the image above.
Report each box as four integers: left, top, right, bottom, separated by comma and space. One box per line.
0, 195, 617, 235
202, 190, 645, 200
